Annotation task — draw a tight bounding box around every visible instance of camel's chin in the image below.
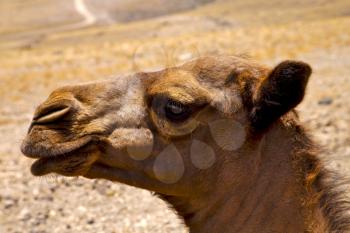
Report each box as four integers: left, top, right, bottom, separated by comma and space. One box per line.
30, 147, 100, 177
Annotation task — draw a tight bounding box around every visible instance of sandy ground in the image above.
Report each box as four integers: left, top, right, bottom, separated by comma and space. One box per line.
0, 0, 350, 232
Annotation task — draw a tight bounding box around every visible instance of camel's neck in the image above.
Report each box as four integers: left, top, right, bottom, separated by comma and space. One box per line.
161, 120, 328, 233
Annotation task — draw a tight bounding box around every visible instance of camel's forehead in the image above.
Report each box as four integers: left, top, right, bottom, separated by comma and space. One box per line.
138, 56, 267, 112
145, 56, 267, 87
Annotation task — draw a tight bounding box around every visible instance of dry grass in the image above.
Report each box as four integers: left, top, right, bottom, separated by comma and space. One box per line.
0, 0, 81, 34
1, 14, 349, 108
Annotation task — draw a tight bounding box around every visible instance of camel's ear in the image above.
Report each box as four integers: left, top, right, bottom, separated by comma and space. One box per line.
250, 60, 311, 131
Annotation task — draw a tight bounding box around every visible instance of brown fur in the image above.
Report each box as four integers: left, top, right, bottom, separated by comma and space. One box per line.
21, 55, 350, 232
291, 123, 350, 233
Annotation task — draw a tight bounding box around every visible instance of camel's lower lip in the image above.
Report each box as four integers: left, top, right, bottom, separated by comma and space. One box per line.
30, 157, 59, 176
30, 145, 98, 176
30, 153, 73, 176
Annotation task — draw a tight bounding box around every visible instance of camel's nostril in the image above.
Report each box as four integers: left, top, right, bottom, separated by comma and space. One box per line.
33, 106, 71, 124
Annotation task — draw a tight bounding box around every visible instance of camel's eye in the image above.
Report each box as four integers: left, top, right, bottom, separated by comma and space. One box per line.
164, 99, 191, 122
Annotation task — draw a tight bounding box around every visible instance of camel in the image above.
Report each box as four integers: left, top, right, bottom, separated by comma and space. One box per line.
21, 55, 350, 232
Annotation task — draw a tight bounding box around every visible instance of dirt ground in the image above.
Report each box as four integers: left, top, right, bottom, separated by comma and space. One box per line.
0, 0, 350, 232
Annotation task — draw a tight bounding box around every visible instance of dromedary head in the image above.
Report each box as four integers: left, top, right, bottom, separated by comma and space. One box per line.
21, 56, 350, 232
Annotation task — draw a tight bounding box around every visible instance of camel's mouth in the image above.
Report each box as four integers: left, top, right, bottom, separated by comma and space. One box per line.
29, 144, 99, 176
21, 127, 100, 176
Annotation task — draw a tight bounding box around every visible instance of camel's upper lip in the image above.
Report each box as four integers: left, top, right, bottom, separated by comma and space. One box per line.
21, 135, 94, 159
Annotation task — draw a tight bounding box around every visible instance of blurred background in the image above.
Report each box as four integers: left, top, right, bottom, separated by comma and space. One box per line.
0, 0, 349, 232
